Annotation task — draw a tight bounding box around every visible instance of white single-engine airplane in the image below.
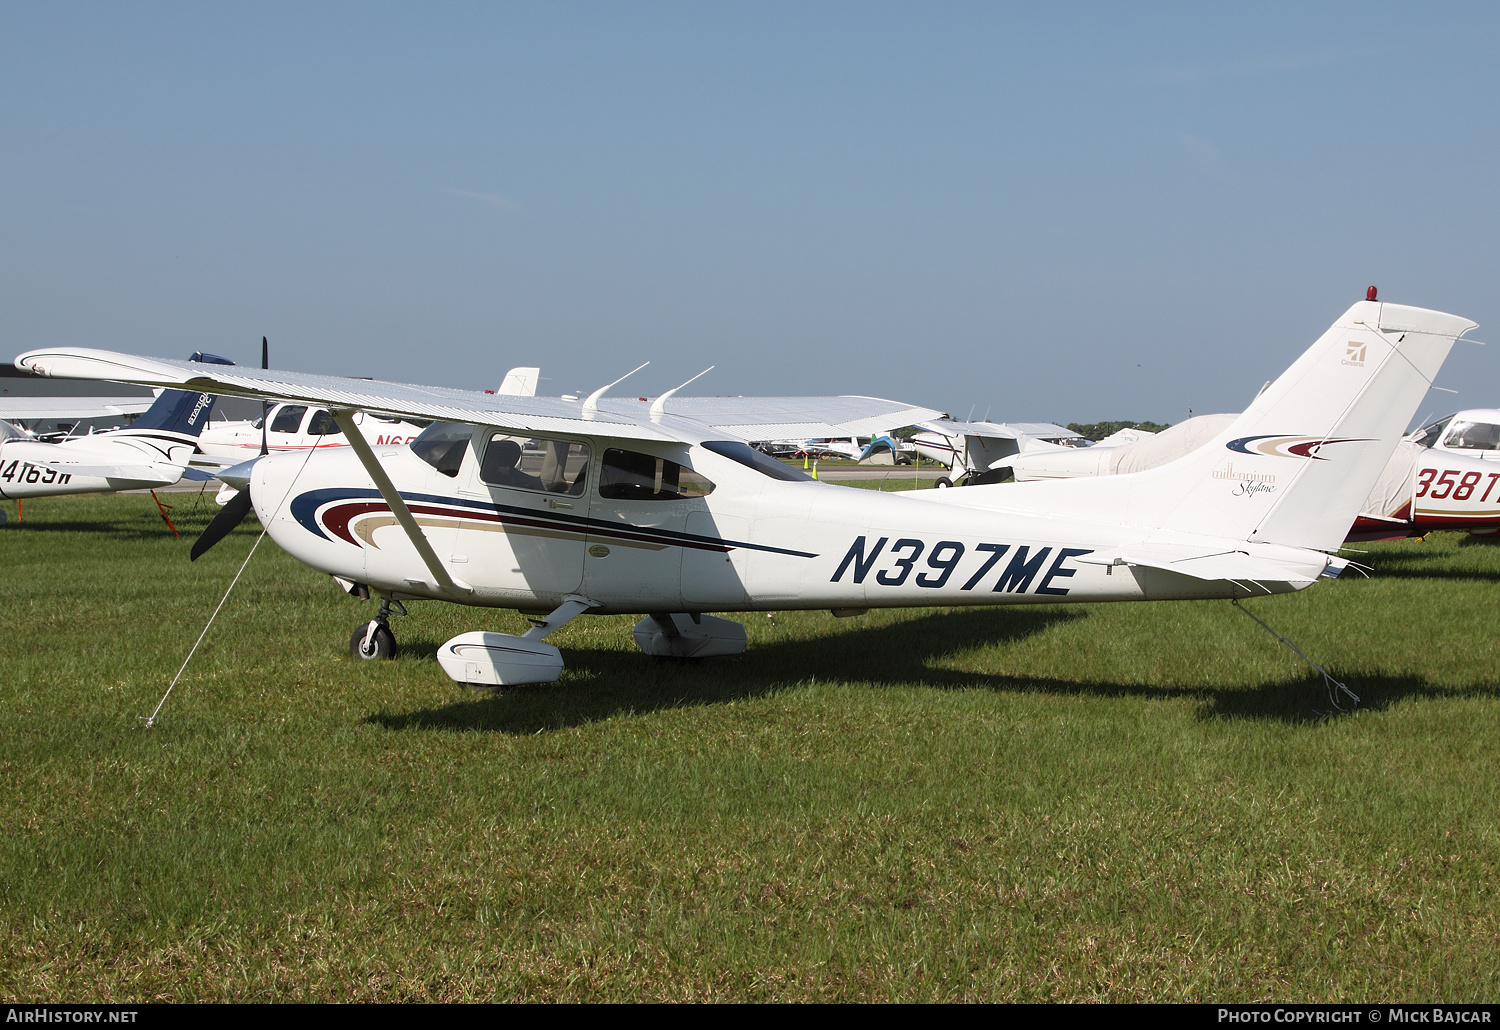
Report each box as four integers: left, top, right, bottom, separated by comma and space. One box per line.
910, 420, 1135, 487
0, 352, 230, 503
16, 296, 1476, 688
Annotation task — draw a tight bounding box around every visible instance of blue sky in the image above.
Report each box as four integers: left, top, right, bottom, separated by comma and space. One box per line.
3, 2, 1499, 425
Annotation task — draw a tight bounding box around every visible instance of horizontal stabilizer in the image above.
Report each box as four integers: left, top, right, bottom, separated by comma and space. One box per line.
23, 461, 182, 483
0, 398, 154, 421
1076, 545, 1330, 588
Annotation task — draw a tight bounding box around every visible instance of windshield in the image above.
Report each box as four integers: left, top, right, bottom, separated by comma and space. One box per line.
701, 441, 813, 481
1412, 415, 1455, 449
1443, 420, 1500, 451
410, 421, 473, 477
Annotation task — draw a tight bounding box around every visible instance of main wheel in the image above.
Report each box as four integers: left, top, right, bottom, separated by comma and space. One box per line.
935, 476, 953, 489
350, 623, 396, 660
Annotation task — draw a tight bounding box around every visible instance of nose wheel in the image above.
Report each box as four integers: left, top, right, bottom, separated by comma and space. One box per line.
350, 598, 405, 660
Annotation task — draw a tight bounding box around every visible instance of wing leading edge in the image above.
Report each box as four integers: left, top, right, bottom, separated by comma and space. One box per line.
16, 348, 941, 444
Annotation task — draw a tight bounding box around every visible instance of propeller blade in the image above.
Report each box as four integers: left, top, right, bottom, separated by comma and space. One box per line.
260, 336, 269, 457
190, 486, 254, 561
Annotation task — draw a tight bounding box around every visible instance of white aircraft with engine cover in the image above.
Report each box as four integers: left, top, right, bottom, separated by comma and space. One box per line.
910, 420, 1139, 488
16, 296, 1476, 688
196, 367, 541, 463
0, 352, 230, 506
1001, 407, 1500, 542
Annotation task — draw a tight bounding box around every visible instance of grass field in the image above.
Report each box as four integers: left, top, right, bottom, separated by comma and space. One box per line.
1, 490, 1498, 1002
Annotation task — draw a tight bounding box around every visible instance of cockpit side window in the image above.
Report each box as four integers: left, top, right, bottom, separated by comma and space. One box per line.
599, 448, 714, 500
410, 421, 474, 477
1411, 415, 1454, 449
270, 405, 307, 435
479, 433, 590, 495
1442, 420, 1500, 451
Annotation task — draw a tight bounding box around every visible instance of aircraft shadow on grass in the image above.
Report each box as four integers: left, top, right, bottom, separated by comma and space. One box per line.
368, 606, 1500, 735
1364, 535, 1500, 584
3, 495, 221, 543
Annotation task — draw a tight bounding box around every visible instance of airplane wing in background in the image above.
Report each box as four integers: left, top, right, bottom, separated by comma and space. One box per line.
0, 397, 154, 421
16, 349, 942, 444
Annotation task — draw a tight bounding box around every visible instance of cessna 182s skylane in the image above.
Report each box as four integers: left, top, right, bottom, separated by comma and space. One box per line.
16, 296, 1476, 687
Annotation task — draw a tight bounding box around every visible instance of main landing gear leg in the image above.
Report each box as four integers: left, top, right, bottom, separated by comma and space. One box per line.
350, 597, 407, 660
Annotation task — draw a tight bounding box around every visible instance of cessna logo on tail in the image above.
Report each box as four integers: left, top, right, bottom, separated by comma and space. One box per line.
1227, 435, 1372, 460
1342, 341, 1367, 366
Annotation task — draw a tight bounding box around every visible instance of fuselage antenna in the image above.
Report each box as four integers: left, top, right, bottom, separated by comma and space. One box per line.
650, 366, 715, 420
582, 362, 650, 417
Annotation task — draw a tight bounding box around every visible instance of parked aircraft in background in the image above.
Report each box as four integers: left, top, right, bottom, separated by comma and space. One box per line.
754, 433, 913, 464
0, 396, 154, 438
1351, 409, 1500, 539
1408, 410, 1500, 461
17, 296, 1475, 692
0, 353, 229, 505
910, 420, 1144, 487
1003, 407, 1500, 541
1004, 417, 1232, 482
197, 403, 429, 461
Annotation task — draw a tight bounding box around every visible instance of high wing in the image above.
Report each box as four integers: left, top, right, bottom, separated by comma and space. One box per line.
15, 348, 941, 444
914, 418, 1081, 441
600, 395, 938, 440
0, 396, 154, 421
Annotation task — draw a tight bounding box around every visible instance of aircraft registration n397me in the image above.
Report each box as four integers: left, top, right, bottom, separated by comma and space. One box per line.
16, 296, 1478, 687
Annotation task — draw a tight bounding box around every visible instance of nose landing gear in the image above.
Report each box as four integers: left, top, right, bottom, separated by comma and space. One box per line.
350, 597, 406, 660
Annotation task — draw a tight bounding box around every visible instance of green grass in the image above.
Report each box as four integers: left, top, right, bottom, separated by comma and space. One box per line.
1, 493, 1498, 1001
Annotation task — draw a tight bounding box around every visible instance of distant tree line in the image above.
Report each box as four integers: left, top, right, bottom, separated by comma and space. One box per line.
1066, 420, 1172, 440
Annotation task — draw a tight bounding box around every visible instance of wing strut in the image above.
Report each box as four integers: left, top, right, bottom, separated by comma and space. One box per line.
332, 407, 472, 597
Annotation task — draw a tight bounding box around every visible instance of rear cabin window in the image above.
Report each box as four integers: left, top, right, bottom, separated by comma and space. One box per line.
410, 421, 474, 477
1443, 420, 1500, 451
479, 433, 590, 495
701, 440, 812, 481
306, 409, 338, 436
270, 405, 307, 434
599, 448, 714, 500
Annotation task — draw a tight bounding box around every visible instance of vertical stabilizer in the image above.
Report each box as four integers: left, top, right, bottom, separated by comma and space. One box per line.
498, 367, 540, 397
1155, 300, 1475, 550
127, 352, 233, 436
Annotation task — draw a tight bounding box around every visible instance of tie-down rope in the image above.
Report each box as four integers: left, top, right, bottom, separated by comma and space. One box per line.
142, 442, 319, 728
1232, 598, 1360, 712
